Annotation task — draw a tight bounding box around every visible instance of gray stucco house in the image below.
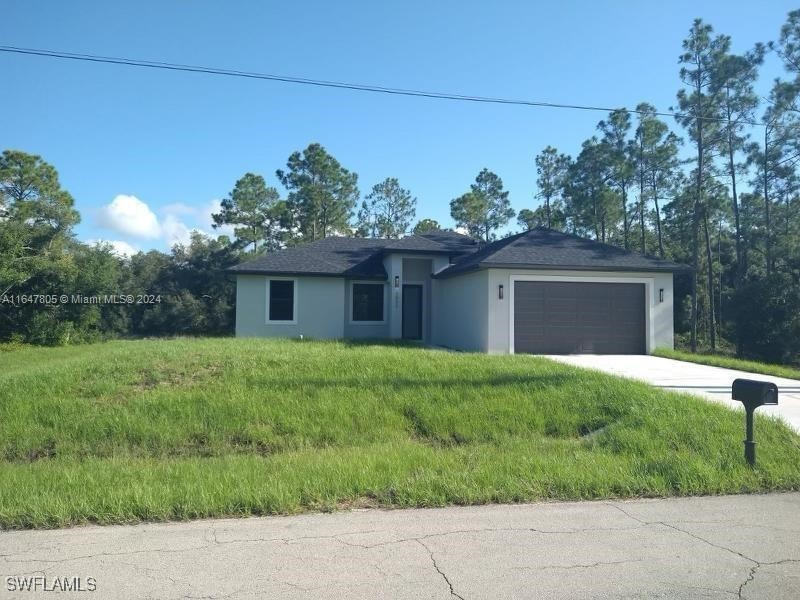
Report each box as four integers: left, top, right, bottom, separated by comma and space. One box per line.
230, 228, 691, 354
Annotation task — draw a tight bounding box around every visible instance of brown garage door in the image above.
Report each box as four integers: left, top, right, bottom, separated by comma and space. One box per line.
514, 281, 646, 354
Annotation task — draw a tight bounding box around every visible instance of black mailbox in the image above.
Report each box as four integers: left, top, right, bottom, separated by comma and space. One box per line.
732, 379, 778, 409
731, 378, 779, 467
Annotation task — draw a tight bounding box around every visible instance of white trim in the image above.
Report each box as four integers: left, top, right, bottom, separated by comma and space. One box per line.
348, 280, 387, 325
507, 274, 655, 354
265, 277, 298, 325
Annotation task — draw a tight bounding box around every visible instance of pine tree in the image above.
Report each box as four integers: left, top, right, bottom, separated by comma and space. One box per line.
276, 143, 359, 242
450, 169, 514, 241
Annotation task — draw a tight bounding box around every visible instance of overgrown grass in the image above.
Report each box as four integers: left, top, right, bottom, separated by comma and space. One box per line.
654, 348, 800, 381
1, 338, 799, 529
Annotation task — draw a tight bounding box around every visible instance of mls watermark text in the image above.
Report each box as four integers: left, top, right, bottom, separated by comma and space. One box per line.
5, 575, 97, 592
1, 294, 162, 306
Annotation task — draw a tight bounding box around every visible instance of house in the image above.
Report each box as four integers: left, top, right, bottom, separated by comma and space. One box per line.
229, 228, 691, 354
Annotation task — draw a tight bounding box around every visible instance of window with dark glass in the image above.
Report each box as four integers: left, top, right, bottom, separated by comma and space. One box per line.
269, 280, 294, 321
352, 283, 384, 322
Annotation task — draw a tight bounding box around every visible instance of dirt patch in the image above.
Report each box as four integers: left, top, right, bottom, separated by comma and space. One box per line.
3, 439, 57, 463
133, 363, 223, 391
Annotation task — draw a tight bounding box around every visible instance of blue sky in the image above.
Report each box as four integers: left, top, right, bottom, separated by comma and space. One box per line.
2, 1, 796, 254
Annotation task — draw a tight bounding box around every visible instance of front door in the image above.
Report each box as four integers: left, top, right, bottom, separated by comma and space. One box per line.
402, 284, 423, 340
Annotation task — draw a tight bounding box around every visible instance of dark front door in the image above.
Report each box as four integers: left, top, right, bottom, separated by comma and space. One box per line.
402, 284, 423, 340
514, 281, 646, 354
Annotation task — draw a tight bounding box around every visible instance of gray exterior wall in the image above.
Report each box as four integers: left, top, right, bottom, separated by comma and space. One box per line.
485, 268, 674, 354
383, 254, 403, 339
402, 258, 433, 342
431, 269, 489, 352
235, 275, 345, 339
381, 253, 448, 342
235, 265, 675, 355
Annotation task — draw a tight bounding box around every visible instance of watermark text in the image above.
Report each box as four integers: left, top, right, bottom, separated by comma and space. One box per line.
1, 294, 162, 306
5, 575, 97, 592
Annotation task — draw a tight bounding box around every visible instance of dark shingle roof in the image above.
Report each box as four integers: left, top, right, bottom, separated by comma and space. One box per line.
230, 228, 690, 279
434, 228, 692, 278
229, 232, 478, 278
229, 237, 387, 278
383, 235, 454, 252
418, 230, 482, 253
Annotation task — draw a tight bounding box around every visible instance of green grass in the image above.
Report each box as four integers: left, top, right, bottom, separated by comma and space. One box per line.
1, 338, 799, 529
654, 348, 800, 381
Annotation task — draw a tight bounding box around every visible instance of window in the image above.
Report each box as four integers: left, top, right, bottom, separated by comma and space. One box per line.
352, 283, 384, 322
268, 280, 295, 322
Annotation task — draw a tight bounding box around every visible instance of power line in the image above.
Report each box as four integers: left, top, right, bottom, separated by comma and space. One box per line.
0, 44, 763, 126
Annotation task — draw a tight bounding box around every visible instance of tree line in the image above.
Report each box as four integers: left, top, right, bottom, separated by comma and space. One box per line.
0, 150, 237, 345
2, 12, 799, 364
510, 15, 800, 364
210, 142, 515, 246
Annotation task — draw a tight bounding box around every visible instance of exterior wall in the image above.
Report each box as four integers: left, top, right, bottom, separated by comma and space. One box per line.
343, 280, 390, 339
236, 255, 444, 343
485, 268, 674, 354
402, 258, 433, 343
431, 255, 451, 277
235, 275, 345, 339
381, 253, 444, 341
236, 267, 675, 353
384, 254, 403, 339
431, 269, 489, 352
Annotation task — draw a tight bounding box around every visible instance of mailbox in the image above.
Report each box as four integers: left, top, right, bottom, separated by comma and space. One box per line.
731, 379, 779, 467
732, 379, 778, 409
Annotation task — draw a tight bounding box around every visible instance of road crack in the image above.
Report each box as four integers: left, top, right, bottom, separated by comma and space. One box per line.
737, 559, 800, 599
540, 558, 647, 570
416, 539, 465, 600
737, 563, 758, 599
606, 501, 793, 599
608, 503, 758, 564
330, 524, 646, 550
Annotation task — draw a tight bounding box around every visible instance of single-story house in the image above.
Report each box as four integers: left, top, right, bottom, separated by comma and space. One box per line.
229, 228, 691, 354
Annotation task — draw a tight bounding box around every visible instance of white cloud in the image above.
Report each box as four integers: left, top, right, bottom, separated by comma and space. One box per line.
161, 202, 197, 217
203, 199, 235, 238
98, 194, 161, 239
160, 213, 195, 248
160, 199, 235, 241
93, 194, 234, 252
86, 239, 139, 258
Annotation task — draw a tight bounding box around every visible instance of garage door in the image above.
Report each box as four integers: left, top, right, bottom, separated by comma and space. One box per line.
514, 281, 646, 354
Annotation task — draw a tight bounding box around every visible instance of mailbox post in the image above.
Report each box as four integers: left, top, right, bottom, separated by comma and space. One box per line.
731, 379, 779, 467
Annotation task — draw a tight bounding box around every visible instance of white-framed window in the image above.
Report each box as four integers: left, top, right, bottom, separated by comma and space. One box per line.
350, 281, 385, 323
266, 278, 298, 324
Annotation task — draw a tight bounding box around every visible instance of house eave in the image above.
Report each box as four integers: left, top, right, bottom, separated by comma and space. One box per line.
433, 262, 692, 279
229, 269, 386, 280
380, 248, 460, 257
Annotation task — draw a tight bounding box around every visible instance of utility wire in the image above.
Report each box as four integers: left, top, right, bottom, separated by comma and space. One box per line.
0, 44, 764, 126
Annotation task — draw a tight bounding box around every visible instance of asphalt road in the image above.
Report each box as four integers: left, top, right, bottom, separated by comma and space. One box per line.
546, 354, 800, 432
1, 493, 798, 599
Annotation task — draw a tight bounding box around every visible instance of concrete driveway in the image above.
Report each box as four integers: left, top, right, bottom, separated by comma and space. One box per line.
1, 493, 799, 599
545, 354, 800, 432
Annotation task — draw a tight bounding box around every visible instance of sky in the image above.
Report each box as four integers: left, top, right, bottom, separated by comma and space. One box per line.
2, 1, 797, 255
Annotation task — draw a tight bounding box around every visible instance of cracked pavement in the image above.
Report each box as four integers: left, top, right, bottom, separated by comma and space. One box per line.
1, 493, 798, 599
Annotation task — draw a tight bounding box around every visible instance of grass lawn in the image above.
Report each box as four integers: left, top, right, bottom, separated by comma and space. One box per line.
1, 338, 799, 529
654, 348, 800, 381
